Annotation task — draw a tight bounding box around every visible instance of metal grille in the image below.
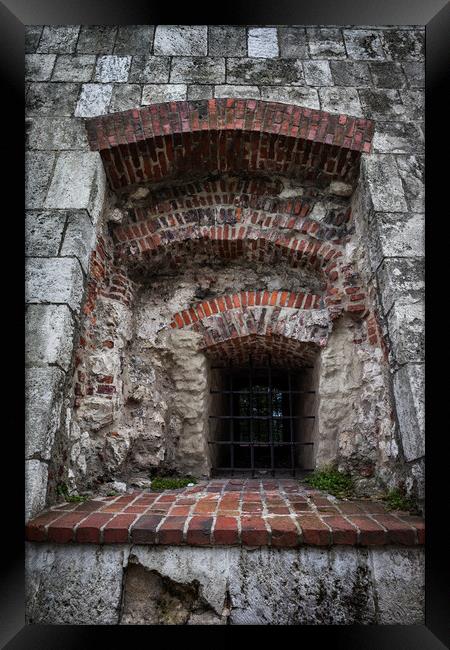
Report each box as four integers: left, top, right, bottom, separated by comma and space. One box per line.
209, 356, 315, 477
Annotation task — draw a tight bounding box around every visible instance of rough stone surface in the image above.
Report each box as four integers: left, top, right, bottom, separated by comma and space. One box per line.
25, 210, 66, 257
214, 85, 260, 99
170, 58, 225, 84
319, 88, 363, 116
154, 26, 208, 56
381, 30, 425, 61
343, 30, 385, 60
278, 27, 308, 58
25, 461, 49, 521
307, 28, 346, 59
141, 84, 187, 104
51, 55, 96, 82
393, 364, 425, 462
25, 26, 43, 54
114, 25, 155, 55
60, 210, 96, 273
248, 28, 279, 58
25, 54, 56, 81
395, 155, 425, 212
209, 26, 246, 57
372, 122, 424, 154
25, 366, 66, 460
377, 258, 424, 315
188, 85, 214, 100
368, 212, 424, 271
129, 56, 170, 83
25, 152, 55, 209
37, 26, 80, 54
75, 83, 113, 117
369, 62, 407, 89
227, 58, 304, 85
363, 155, 408, 212
109, 84, 142, 113
330, 61, 371, 86
26, 116, 89, 151
76, 26, 117, 54
25, 257, 85, 312
26, 304, 74, 371
260, 86, 320, 109
94, 56, 132, 83
26, 82, 80, 116
388, 300, 424, 365
303, 60, 333, 86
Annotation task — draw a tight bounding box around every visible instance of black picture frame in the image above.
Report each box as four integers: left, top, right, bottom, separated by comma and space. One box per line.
2, 1, 448, 647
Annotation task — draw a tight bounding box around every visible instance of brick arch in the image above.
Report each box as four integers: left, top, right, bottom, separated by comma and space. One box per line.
86, 99, 374, 190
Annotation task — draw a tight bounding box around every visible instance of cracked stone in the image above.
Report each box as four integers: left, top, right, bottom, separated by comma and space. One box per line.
307, 28, 347, 59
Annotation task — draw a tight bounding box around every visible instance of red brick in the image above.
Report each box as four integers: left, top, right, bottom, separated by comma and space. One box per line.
75, 513, 113, 543
323, 516, 358, 544
186, 516, 213, 545
213, 516, 239, 545
47, 513, 88, 543
103, 514, 137, 543
296, 515, 331, 546
158, 516, 186, 544
25, 510, 64, 542
371, 514, 417, 545
241, 516, 269, 546
130, 514, 164, 544
269, 516, 300, 547
347, 516, 387, 545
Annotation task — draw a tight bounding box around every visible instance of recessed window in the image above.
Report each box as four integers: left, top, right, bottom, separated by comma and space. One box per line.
209, 357, 316, 477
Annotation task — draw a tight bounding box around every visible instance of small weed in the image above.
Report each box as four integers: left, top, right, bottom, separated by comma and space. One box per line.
56, 483, 88, 503
150, 476, 197, 491
382, 488, 416, 513
303, 466, 354, 498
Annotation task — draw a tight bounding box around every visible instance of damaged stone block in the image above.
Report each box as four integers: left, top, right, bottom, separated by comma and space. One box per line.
25, 257, 85, 312
60, 209, 96, 273
376, 257, 424, 315
25, 210, 67, 257
388, 299, 424, 365
363, 155, 408, 212
25, 304, 74, 371
368, 212, 424, 271
25, 461, 49, 521
393, 363, 424, 462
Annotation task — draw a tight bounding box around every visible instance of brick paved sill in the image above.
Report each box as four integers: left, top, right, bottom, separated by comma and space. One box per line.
25, 480, 424, 547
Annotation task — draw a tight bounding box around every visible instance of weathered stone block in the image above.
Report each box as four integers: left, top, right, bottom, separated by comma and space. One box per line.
307, 28, 346, 59
37, 26, 80, 53
208, 26, 247, 57
248, 28, 279, 58
154, 26, 208, 56
400, 90, 424, 121
376, 258, 424, 315
381, 30, 425, 61
51, 55, 96, 82
369, 61, 407, 88
319, 88, 363, 116
26, 82, 80, 116
94, 56, 132, 82
359, 88, 407, 121
330, 61, 371, 86
114, 25, 155, 54
26, 116, 89, 151
368, 212, 424, 271
343, 30, 385, 60
278, 27, 308, 58
227, 58, 304, 85
75, 83, 113, 117
25, 152, 56, 210
25, 461, 48, 521
260, 86, 320, 109
393, 364, 425, 461
25, 54, 56, 81
129, 56, 170, 83
25, 257, 85, 312
109, 84, 142, 113
142, 84, 187, 104
388, 299, 424, 365
25, 210, 66, 257
363, 155, 408, 212
303, 60, 333, 86
395, 155, 424, 212
170, 58, 225, 84
402, 61, 424, 88
76, 26, 117, 54
214, 85, 260, 99
25, 366, 66, 462
44, 151, 106, 225
26, 304, 74, 371
372, 122, 424, 154
25, 26, 43, 54
60, 210, 96, 273
187, 85, 214, 100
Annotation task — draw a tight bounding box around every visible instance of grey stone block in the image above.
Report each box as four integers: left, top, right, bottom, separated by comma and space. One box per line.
372, 122, 424, 154
25, 152, 55, 209
26, 116, 89, 151
343, 30, 385, 60
248, 28, 279, 58
400, 90, 424, 121
330, 61, 371, 86
25, 26, 43, 54
37, 26, 80, 54
260, 86, 320, 109
278, 27, 308, 58
51, 55, 96, 82
363, 155, 408, 212
141, 84, 187, 104
381, 30, 425, 61
377, 258, 424, 315
114, 25, 155, 54
75, 83, 113, 117
170, 58, 225, 84
393, 364, 424, 461
25, 54, 56, 81
154, 26, 208, 56
214, 85, 260, 99
303, 60, 333, 86
129, 56, 170, 83
76, 26, 117, 54
25, 366, 66, 460
110, 84, 142, 113
26, 82, 80, 116
307, 28, 346, 59
359, 89, 406, 121
25, 460, 48, 521
368, 212, 424, 271
209, 26, 247, 57
26, 305, 74, 371
188, 85, 214, 100
227, 58, 304, 85
402, 62, 424, 88
396, 155, 425, 212
25, 257, 85, 312
369, 62, 407, 89
388, 299, 424, 365
319, 87, 363, 116
25, 210, 67, 257
94, 56, 132, 83
60, 210, 96, 273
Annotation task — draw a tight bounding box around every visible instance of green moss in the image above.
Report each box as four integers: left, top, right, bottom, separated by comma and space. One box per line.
303, 466, 354, 498
150, 476, 197, 491
56, 482, 88, 503
382, 488, 416, 513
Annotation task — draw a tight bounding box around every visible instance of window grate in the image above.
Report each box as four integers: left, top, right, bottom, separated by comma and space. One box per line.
209, 356, 315, 477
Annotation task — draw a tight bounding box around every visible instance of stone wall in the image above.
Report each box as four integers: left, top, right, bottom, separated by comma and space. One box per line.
25, 25, 424, 519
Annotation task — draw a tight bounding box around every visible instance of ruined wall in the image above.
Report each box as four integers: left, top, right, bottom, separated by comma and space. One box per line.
25, 25, 424, 518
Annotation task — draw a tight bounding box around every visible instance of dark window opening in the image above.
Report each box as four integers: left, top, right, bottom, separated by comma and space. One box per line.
209, 357, 316, 477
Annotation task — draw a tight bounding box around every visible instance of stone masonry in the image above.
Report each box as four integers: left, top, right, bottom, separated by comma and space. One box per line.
25, 25, 424, 520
